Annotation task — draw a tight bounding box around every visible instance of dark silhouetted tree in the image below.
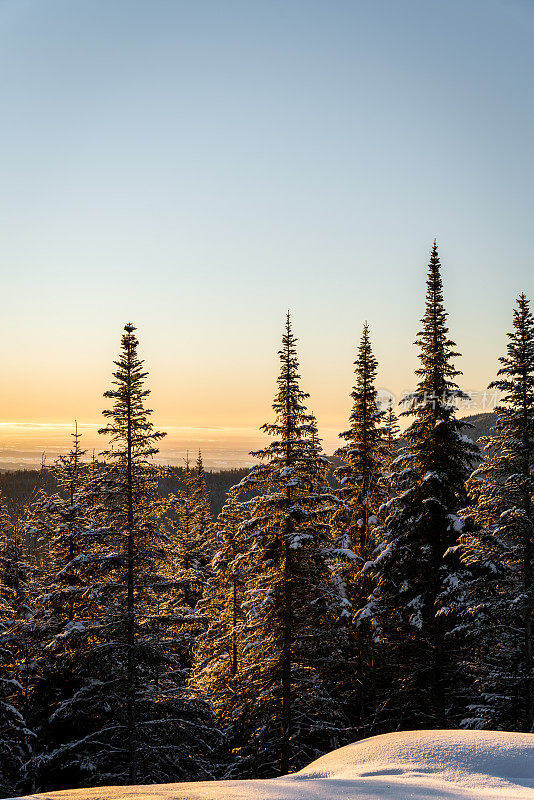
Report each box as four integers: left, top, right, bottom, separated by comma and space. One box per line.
361, 242, 478, 729
454, 293, 534, 731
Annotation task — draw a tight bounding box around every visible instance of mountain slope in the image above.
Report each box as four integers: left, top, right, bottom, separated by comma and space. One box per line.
460, 411, 496, 441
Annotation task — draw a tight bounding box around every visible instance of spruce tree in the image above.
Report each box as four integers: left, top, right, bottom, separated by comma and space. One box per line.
99, 323, 167, 784
0, 497, 32, 797
97, 323, 214, 785
331, 323, 386, 730
361, 242, 478, 729
159, 451, 216, 689
23, 427, 112, 791
335, 323, 386, 566
28, 424, 91, 623
455, 293, 534, 731
230, 313, 346, 776
147, 461, 207, 722
191, 487, 248, 775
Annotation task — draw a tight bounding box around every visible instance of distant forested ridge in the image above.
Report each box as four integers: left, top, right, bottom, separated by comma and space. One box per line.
0, 243, 532, 799
0, 466, 249, 520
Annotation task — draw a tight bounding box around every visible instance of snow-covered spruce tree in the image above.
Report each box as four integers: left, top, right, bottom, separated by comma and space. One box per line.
191, 487, 248, 771
335, 323, 386, 566
22, 427, 117, 792
96, 323, 215, 785
28, 425, 91, 623
360, 242, 479, 730
230, 313, 346, 776
455, 293, 534, 731
331, 322, 387, 729
0, 497, 32, 797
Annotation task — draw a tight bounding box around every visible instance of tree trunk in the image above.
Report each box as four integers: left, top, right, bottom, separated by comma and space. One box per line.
126, 341, 137, 784
231, 576, 238, 677
521, 359, 533, 732
280, 326, 293, 774
280, 538, 292, 774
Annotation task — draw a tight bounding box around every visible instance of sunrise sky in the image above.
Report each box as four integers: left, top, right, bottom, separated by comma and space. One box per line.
1, 0, 532, 468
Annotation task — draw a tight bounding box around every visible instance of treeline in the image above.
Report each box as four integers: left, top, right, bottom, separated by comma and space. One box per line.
0, 242, 533, 797
0, 467, 249, 524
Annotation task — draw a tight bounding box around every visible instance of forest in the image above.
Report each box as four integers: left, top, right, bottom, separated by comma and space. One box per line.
0, 242, 532, 798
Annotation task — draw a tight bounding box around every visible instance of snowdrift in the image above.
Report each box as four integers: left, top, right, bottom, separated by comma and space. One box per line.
13, 729, 534, 800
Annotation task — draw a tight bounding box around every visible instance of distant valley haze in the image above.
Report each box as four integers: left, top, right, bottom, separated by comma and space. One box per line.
0, 412, 497, 472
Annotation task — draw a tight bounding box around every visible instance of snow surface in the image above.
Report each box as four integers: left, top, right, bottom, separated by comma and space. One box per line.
13, 729, 534, 800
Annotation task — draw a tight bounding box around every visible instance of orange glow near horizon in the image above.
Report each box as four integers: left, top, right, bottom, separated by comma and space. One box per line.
0, 421, 345, 471
0, 421, 268, 470
0, 390, 495, 473
0, 316, 503, 472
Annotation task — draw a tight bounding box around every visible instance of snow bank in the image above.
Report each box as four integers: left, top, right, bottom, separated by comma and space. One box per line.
12, 729, 534, 800
297, 729, 534, 794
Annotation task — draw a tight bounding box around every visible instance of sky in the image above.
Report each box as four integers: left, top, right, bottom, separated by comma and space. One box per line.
0, 0, 532, 468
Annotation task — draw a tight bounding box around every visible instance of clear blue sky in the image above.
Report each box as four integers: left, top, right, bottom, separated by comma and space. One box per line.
0, 0, 532, 462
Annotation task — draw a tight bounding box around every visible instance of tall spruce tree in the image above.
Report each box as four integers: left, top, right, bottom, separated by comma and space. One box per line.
99, 323, 167, 784
361, 242, 478, 729
96, 323, 214, 785
229, 313, 346, 776
331, 323, 386, 730
334, 323, 386, 575
454, 293, 534, 731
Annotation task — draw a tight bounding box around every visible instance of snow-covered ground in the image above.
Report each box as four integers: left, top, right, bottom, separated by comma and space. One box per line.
15, 729, 534, 800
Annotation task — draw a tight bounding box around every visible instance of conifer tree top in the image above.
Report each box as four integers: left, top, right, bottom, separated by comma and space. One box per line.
491, 292, 534, 392
393, 242, 478, 495
196, 449, 206, 478
99, 322, 165, 460
53, 420, 87, 492
413, 240, 461, 392
261, 311, 312, 446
